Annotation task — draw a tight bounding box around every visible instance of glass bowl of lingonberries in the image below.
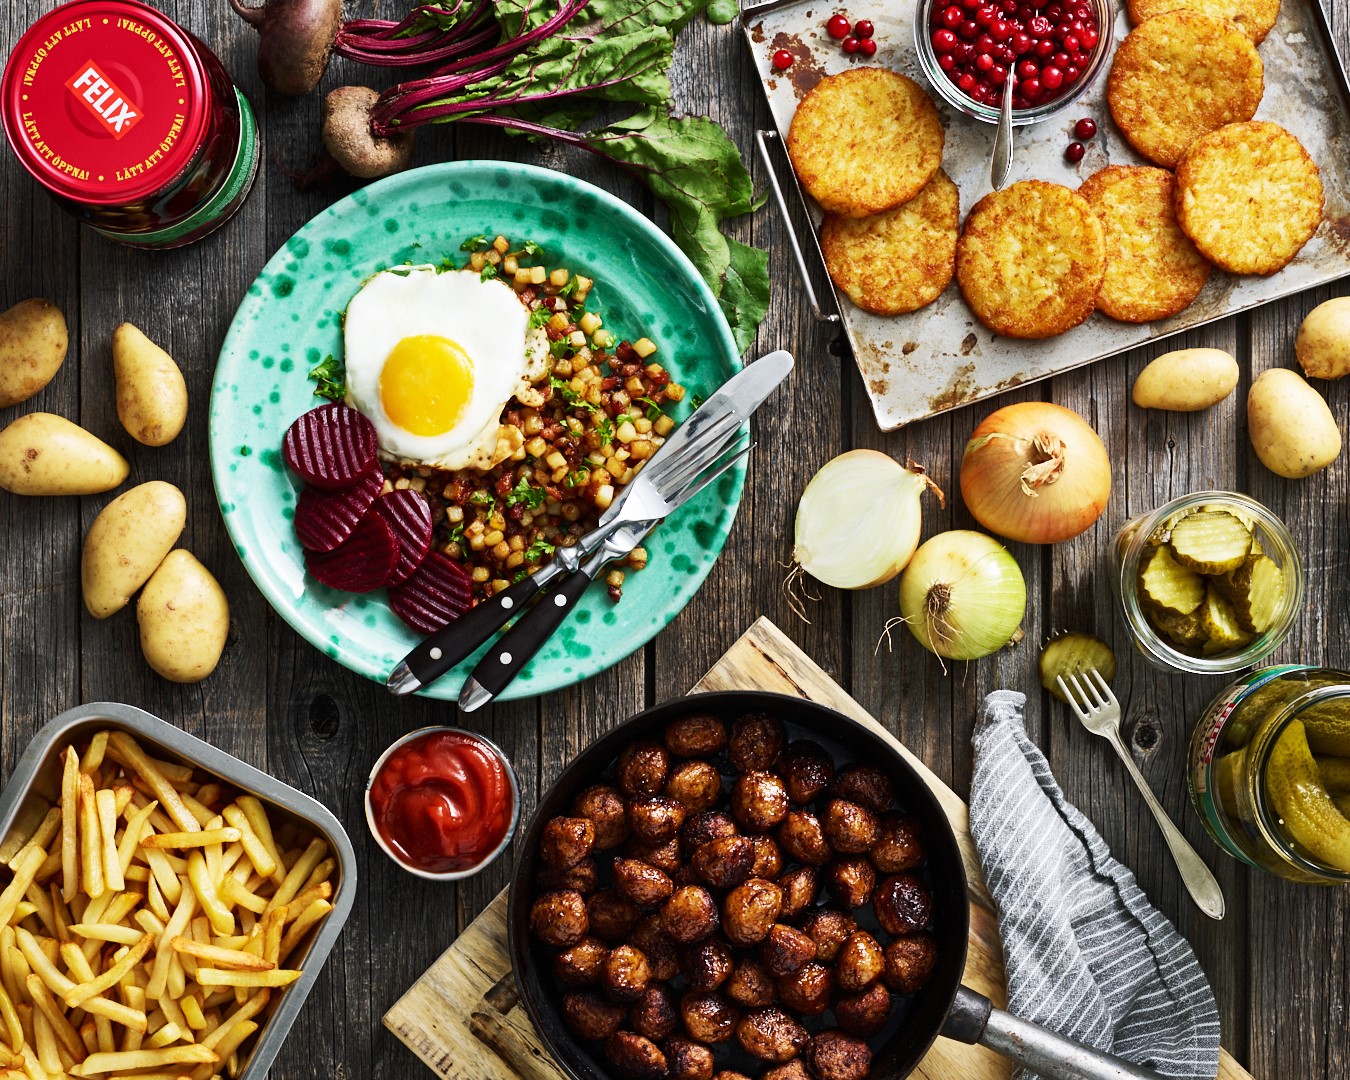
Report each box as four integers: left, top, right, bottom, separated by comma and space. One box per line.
914, 0, 1113, 125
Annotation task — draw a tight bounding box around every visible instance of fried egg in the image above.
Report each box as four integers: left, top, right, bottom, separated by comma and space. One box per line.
343, 266, 548, 471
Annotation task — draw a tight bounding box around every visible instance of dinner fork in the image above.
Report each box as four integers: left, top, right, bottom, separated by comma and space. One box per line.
1057, 670, 1226, 921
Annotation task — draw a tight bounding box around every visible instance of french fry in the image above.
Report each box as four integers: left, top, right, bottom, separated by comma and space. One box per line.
0, 802, 53, 868
264, 840, 326, 915
179, 995, 205, 1033
140, 830, 241, 851
169, 940, 271, 973
217, 878, 265, 916
68, 925, 142, 947
69, 1043, 216, 1076
61, 750, 79, 904
279, 901, 332, 966
31, 1010, 61, 1076
94, 790, 123, 894
6, 809, 60, 875
281, 881, 332, 924
79, 734, 108, 778
185, 856, 231, 938
64, 933, 153, 1008
14, 929, 74, 998
145, 1021, 185, 1048
105, 736, 199, 835
194, 968, 299, 989
189, 1020, 254, 1080
146, 891, 195, 1002
78, 775, 104, 901
24, 976, 83, 1060
0, 977, 22, 1054
0, 850, 45, 932
260, 908, 285, 969
234, 799, 284, 888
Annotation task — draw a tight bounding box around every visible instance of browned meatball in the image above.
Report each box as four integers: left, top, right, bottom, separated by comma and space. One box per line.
722, 879, 783, 947
664, 714, 728, 757
776, 810, 831, 867
735, 1007, 809, 1063
831, 765, 893, 813
822, 799, 879, 854
554, 936, 609, 986
541, 817, 595, 869
748, 835, 784, 880
776, 961, 833, 1016
763, 1062, 812, 1080
536, 856, 599, 893
613, 858, 675, 906
884, 933, 939, 994
630, 796, 688, 847
602, 944, 652, 1003
777, 866, 818, 921
662, 885, 720, 944
800, 909, 857, 963
680, 991, 740, 1044
606, 1031, 667, 1080
870, 811, 926, 873
626, 836, 683, 874
712, 1073, 753, 1080
574, 784, 630, 850
691, 836, 755, 890
617, 741, 671, 797
724, 956, 775, 1008
680, 936, 734, 992
780, 741, 835, 805
835, 981, 892, 1036
728, 714, 786, 774
665, 1035, 715, 1080
562, 990, 626, 1040
587, 890, 640, 945
874, 873, 933, 936
807, 1030, 873, 1080
731, 772, 790, 833
663, 761, 724, 813
826, 858, 877, 909
529, 890, 588, 947
835, 930, 884, 992
682, 810, 738, 851
630, 983, 680, 1041
758, 923, 816, 977
631, 915, 680, 982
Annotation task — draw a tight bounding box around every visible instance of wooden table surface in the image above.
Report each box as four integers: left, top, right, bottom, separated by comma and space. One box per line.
1, 1, 1347, 1078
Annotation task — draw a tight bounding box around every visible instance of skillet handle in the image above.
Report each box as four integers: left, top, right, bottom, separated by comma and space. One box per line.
946, 987, 1170, 1080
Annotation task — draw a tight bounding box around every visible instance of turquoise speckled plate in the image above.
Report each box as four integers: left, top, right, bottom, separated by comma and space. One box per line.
209, 161, 744, 701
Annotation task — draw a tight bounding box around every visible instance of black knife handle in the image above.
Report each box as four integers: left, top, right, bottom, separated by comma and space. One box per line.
466, 569, 595, 699
396, 575, 543, 690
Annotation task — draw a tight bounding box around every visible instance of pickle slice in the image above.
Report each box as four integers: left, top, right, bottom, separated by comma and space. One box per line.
1265, 720, 1350, 872
1199, 586, 1254, 654
1039, 633, 1117, 702
1224, 554, 1284, 634
1317, 756, 1350, 794
1146, 606, 1208, 651
1202, 502, 1256, 532
1138, 543, 1205, 615
1168, 511, 1253, 575
1146, 507, 1195, 547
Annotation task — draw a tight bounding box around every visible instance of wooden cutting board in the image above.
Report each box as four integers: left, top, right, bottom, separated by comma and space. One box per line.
384, 617, 1252, 1080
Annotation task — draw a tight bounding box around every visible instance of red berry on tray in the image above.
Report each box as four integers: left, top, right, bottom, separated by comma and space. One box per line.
854, 18, 875, 37
843, 34, 861, 51
306, 512, 400, 593
1065, 140, 1085, 162
389, 551, 475, 635
859, 37, 877, 55
827, 12, 851, 37
1074, 116, 1097, 139
282, 403, 378, 491
294, 465, 385, 553
372, 489, 434, 586
772, 48, 794, 69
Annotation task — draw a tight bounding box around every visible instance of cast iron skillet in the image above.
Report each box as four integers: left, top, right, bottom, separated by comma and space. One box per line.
509, 692, 1166, 1080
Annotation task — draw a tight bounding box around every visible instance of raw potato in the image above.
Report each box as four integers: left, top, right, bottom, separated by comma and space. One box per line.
0, 413, 128, 495
1132, 348, 1239, 411
1295, 297, 1350, 381
82, 481, 187, 619
113, 323, 188, 446
136, 550, 230, 683
1247, 368, 1342, 478
0, 299, 68, 407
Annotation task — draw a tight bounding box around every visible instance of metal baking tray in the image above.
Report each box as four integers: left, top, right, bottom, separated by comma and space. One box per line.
742, 0, 1350, 429
0, 702, 356, 1080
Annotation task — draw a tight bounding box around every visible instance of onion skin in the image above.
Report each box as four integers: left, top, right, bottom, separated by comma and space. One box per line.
898, 530, 1026, 661
960, 401, 1111, 545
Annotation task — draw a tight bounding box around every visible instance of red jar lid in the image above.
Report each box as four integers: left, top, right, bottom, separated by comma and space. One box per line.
1, 0, 213, 206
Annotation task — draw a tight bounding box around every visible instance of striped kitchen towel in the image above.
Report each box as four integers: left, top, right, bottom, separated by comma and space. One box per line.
969, 689, 1221, 1080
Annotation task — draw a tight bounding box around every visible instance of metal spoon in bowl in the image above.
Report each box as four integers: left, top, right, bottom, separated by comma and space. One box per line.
990, 71, 1016, 190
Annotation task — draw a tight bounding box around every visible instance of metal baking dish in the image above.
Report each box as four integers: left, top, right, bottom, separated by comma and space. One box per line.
0, 701, 357, 1080
742, 0, 1350, 430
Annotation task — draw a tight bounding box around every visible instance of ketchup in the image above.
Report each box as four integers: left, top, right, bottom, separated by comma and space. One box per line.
368, 730, 515, 874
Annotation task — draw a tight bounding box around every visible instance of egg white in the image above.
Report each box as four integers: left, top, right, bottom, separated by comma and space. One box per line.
343, 266, 549, 471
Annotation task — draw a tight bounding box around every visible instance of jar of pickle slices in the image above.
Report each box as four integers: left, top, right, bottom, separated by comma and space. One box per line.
1190, 666, 1350, 884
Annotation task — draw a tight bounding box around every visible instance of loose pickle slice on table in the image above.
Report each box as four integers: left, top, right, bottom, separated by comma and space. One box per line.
1223, 554, 1285, 634
1168, 511, 1253, 575
1148, 606, 1209, 651
1199, 587, 1254, 654
1138, 543, 1205, 615
1265, 720, 1350, 872
1039, 633, 1117, 702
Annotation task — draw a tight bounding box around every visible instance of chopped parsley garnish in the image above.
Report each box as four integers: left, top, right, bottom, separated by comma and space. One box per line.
309, 354, 345, 401
550, 376, 597, 412
469, 491, 496, 508
460, 235, 490, 252
525, 537, 556, 563
506, 477, 546, 509
559, 277, 579, 299
447, 522, 466, 547
436, 256, 457, 273
639, 396, 664, 423
549, 339, 571, 359
479, 262, 498, 282
690, 392, 706, 410
518, 240, 544, 260
565, 467, 591, 488
596, 416, 615, 445
528, 306, 552, 329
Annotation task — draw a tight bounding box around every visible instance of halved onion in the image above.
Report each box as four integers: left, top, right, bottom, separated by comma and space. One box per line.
898, 530, 1026, 661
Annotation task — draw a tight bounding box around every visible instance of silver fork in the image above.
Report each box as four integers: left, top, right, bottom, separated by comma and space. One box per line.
1057, 670, 1226, 921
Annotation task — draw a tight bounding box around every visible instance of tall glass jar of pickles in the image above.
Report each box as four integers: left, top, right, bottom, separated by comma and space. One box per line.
1190, 666, 1350, 884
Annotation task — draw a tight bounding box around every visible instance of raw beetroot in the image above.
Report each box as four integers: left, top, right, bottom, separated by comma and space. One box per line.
372, 489, 434, 586
283, 404, 378, 490
389, 552, 474, 634
293, 465, 385, 552
306, 513, 399, 593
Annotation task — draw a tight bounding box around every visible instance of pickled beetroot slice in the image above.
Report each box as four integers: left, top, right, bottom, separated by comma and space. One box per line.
294, 465, 385, 553
305, 513, 399, 593
372, 489, 434, 586
389, 552, 474, 634
283, 404, 378, 490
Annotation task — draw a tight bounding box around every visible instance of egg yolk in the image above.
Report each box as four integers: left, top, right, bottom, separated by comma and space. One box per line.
380, 335, 474, 435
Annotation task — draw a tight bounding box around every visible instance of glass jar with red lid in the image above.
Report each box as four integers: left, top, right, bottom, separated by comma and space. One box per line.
2, 0, 259, 248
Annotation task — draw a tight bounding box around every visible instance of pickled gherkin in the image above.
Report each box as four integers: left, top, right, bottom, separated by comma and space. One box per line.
1138, 544, 1205, 615
1317, 756, 1350, 794
1169, 511, 1253, 575
1040, 633, 1117, 702
1298, 695, 1350, 757
1223, 554, 1285, 634
1264, 720, 1350, 873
